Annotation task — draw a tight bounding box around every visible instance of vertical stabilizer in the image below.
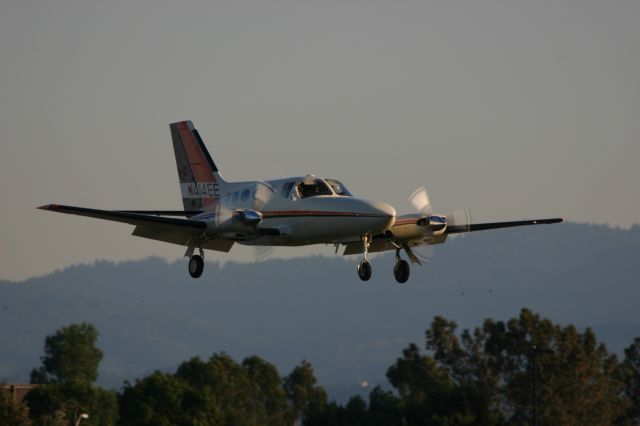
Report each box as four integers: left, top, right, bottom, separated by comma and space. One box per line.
170, 120, 227, 210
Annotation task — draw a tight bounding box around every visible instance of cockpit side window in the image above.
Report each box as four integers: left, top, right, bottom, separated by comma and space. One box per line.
297, 178, 333, 199
281, 181, 295, 198
325, 179, 353, 197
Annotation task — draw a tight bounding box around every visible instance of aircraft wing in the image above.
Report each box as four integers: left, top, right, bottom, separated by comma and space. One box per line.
38, 204, 207, 234
445, 217, 563, 234
342, 217, 563, 256
120, 210, 201, 217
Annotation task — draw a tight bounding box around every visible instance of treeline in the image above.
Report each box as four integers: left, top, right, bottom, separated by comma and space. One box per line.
1, 309, 639, 425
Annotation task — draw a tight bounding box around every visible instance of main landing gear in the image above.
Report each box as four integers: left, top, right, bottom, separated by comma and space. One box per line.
356, 237, 411, 284
393, 249, 410, 284
186, 247, 205, 278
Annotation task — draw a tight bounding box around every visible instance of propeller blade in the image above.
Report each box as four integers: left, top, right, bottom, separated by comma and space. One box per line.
254, 245, 274, 262
409, 186, 432, 215
448, 208, 472, 235
412, 242, 434, 263
254, 181, 277, 211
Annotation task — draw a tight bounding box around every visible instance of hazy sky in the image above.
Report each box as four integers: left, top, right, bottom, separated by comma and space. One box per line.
1, 0, 639, 281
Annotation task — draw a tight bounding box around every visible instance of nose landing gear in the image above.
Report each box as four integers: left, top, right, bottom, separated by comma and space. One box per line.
357, 235, 373, 281
357, 260, 372, 281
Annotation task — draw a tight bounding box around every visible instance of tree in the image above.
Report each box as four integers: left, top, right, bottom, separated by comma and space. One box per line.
621, 337, 640, 423
425, 316, 505, 424
118, 372, 203, 426
119, 353, 295, 426
0, 385, 33, 426
27, 323, 117, 425
365, 386, 402, 426
284, 360, 327, 426
30, 323, 102, 388
243, 356, 288, 426
303, 395, 373, 426
386, 343, 491, 425
426, 309, 626, 425
176, 353, 258, 425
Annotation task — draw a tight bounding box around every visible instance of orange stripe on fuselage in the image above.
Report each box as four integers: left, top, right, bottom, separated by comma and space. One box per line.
393, 219, 418, 226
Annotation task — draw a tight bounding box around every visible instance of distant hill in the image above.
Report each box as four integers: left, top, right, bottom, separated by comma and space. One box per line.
1, 222, 638, 402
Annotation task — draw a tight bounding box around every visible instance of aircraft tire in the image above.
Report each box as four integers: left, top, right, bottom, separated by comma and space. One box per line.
357, 260, 372, 281
188, 255, 204, 278
394, 259, 410, 284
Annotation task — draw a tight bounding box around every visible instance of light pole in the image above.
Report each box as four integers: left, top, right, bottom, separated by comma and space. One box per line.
75, 413, 89, 426
531, 345, 555, 426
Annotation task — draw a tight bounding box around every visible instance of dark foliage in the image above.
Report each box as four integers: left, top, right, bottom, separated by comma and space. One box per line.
306, 309, 639, 426
18, 311, 640, 425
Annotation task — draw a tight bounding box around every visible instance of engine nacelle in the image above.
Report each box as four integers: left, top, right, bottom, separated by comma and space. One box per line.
204, 208, 263, 235
417, 215, 447, 236
233, 209, 263, 226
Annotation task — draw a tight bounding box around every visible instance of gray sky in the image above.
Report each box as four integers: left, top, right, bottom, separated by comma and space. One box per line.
1, 0, 639, 281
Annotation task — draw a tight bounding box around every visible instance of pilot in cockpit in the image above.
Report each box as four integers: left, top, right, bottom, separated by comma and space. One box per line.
296, 178, 333, 199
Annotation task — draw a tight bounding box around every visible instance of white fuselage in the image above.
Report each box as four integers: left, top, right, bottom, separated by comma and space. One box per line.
192, 176, 397, 247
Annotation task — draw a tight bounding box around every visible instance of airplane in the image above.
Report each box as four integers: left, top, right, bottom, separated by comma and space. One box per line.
39, 120, 563, 283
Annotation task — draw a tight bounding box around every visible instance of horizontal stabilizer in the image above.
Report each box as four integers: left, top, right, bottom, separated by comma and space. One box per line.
38, 204, 207, 233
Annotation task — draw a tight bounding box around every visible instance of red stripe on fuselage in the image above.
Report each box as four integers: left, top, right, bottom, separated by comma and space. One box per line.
262, 210, 388, 218
191, 210, 391, 222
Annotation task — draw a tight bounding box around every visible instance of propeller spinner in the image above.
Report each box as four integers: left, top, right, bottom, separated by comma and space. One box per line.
407, 186, 472, 261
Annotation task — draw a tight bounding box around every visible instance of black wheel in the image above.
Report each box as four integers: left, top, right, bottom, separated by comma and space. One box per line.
357, 261, 372, 281
394, 259, 410, 284
188, 255, 204, 278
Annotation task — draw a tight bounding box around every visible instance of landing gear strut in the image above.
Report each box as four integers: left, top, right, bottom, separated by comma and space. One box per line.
187, 247, 205, 278
393, 248, 410, 284
357, 235, 372, 281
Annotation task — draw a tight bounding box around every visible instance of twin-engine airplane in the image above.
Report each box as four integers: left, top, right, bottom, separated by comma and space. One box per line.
39, 120, 562, 283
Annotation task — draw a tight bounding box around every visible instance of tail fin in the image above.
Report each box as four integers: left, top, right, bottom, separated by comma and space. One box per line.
170, 120, 227, 210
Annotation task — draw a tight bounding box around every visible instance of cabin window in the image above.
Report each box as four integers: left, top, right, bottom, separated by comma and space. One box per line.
241, 189, 250, 202
232, 191, 239, 202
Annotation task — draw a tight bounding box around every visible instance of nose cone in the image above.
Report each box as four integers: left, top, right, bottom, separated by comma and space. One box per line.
369, 200, 396, 219
360, 200, 396, 232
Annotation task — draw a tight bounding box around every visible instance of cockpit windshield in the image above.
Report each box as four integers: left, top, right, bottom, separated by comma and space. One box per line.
296, 178, 333, 199
325, 179, 353, 197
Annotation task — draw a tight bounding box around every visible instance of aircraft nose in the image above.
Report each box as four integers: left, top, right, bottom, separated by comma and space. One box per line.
362, 200, 396, 231
370, 201, 396, 219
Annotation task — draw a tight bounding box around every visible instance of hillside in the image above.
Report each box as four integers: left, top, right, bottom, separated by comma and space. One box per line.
1, 222, 638, 401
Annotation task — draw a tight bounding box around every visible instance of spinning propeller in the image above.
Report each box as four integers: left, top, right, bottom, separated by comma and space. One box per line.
217, 181, 278, 261
249, 181, 277, 261
407, 186, 472, 261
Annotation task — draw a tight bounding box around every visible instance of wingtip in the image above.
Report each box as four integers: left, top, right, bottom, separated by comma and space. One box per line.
544, 218, 564, 224
37, 204, 59, 210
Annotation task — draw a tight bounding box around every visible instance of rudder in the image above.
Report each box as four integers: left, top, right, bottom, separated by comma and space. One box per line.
170, 120, 227, 210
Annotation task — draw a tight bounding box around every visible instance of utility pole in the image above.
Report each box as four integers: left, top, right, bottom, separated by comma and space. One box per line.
531, 345, 555, 426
